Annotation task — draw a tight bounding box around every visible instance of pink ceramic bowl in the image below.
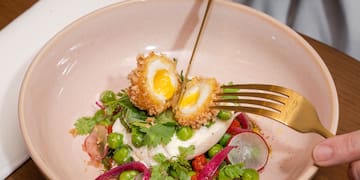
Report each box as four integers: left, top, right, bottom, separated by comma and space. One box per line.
19, 0, 338, 179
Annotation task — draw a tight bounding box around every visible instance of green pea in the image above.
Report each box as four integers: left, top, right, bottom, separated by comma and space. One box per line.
113, 147, 132, 165
100, 90, 116, 103
207, 144, 223, 158
131, 131, 145, 147
107, 132, 124, 149
119, 170, 139, 180
176, 126, 193, 141
218, 133, 232, 146
217, 110, 232, 120
242, 169, 259, 180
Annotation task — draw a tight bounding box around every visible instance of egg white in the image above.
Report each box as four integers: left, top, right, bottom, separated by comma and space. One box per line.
112, 117, 234, 166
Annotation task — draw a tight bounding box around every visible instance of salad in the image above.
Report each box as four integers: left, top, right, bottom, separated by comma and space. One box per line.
71, 52, 270, 180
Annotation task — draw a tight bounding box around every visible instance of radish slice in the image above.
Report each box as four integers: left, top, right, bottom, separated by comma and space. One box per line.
83, 125, 108, 161
236, 113, 252, 130
227, 131, 269, 171
226, 127, 252, 135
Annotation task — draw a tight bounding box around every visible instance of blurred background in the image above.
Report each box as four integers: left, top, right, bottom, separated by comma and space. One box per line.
234, 0, 360, 61
1, 0, 359, 60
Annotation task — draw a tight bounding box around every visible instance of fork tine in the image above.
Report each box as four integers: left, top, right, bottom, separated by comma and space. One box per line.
213, 99, 283, 112
211, 105, 281, 120
217, 92, 288, 104
221, 84, 290, 97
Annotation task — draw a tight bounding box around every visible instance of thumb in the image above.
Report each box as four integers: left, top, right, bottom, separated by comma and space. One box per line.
313, 130, 360, 166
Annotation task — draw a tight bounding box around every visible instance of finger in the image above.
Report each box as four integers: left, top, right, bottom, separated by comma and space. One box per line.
348, 160, 360, 180
313, 130, 360, 166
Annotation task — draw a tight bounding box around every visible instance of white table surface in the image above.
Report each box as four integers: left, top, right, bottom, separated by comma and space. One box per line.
0, 1, 126, 178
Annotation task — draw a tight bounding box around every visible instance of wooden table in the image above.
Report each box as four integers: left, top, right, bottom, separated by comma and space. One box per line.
2, 1, 360, 179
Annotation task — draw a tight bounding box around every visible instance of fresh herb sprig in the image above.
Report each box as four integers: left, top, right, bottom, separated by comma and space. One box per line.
73, 90, 142, 135
218, 163, 246, 180
74, 90, 182, 148
151, 145, 195, 180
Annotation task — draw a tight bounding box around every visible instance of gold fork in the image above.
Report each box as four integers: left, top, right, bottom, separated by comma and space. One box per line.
211, 84, 334, 138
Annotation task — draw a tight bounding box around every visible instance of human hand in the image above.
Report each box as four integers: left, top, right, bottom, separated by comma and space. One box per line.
313, 130, 360, 179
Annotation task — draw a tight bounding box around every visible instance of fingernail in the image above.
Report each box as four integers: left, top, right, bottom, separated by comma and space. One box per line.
313, 144, 333, 162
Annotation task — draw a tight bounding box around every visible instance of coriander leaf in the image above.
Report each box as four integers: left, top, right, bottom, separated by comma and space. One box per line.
74, 117, 96, 135
125, 108, 148, 123
142, 124, 176, 147
177, 170, 189, 180
131, 122, 150, 129
151, 156, 171, 180
153, 153, 168, 163
117, 94, 134, 108
92, 109, 106, 122
218, 163, 245, 180
150, 165, 167, 180
155, 109, 178, 126
178, 145, 195, 159
104, 105, 116, 116
114, 93, 148, 126
151, 152, 192, 180
171, 159, 192, 179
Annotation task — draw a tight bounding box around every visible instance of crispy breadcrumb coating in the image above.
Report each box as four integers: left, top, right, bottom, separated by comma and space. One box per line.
174, 77, 220, 128
127, 52, 180, 115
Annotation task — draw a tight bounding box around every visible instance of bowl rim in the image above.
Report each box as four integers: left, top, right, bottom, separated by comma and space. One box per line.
18, 0, 339, 179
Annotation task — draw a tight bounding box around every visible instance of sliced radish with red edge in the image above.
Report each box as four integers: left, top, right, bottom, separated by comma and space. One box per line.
227, 131, 269, 171
236, 113, 252, 130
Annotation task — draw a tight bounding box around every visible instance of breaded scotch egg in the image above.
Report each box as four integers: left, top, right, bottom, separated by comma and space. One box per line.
174, 77, 220, 128
127, 52, 180, 115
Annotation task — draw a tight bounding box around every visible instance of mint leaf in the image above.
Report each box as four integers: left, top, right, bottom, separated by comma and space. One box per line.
74, 117, 96, 135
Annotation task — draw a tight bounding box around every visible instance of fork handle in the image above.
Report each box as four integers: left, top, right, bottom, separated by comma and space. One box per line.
316, 126, 335, 138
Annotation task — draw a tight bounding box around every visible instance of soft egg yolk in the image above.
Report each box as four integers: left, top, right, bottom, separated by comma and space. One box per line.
179, 89, 200, 108
153, 69, 176, 100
